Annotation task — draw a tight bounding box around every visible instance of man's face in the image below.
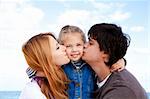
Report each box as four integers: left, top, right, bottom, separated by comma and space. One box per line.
82, 37, 106, 64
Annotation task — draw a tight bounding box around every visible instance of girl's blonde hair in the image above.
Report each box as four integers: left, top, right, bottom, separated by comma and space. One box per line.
58, 25, 86, 44
22, 33, 69, 99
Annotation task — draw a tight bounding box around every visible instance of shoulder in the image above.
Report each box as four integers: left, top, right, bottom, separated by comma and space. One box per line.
101, 86, 136, 99
19, 80, 46, 99
108, 70, 138, 91
99, 70, 147, 99
98, 77, 136, 99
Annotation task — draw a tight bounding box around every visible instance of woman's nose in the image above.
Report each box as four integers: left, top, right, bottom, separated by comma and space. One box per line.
61, 45, 66, 51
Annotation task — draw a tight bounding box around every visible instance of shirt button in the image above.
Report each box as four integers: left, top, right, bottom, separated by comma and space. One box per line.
75, 83, 80, 87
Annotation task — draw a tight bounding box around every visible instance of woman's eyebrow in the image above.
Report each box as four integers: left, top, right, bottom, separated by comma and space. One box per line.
56, 43, 59, 46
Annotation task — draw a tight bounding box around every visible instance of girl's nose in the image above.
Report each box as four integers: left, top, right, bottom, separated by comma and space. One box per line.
71, 46, 78, 51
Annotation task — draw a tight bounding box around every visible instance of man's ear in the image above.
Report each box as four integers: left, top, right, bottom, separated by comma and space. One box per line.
102, 52, 109, 63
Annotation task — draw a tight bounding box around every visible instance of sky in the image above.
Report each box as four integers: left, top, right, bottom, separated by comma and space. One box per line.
0, 0, 149, 92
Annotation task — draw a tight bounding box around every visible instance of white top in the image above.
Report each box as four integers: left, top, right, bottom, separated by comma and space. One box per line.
97, 73, 112, 88
19, 80, 46, 99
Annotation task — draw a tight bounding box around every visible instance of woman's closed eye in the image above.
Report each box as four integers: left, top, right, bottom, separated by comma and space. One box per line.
56, 43, 60, 50
56, 46, 60, 50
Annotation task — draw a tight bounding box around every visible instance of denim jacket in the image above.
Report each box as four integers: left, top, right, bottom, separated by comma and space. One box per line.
62, 60, 97, 99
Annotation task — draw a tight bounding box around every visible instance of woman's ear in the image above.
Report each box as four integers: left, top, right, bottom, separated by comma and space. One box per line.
36, 71, 46, 77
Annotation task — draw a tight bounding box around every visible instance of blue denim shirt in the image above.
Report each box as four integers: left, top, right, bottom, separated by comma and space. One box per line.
62, 60, 97, 99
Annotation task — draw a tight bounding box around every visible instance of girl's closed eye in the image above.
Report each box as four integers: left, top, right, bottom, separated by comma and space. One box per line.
66, 45, 72, 48
77, 43, 82, 47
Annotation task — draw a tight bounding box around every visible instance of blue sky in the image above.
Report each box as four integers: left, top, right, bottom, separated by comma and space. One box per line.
0, 0, 149, 92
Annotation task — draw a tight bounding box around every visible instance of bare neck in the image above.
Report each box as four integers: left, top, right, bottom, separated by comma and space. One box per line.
88, 61, 111, 81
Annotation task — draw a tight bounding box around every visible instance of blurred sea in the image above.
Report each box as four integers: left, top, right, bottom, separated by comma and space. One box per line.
0, 91, 20, 99
0, 91, 149, 99
147, 92, 150, 99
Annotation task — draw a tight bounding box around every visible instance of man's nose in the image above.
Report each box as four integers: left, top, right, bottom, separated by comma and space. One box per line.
83, 43, 88, 49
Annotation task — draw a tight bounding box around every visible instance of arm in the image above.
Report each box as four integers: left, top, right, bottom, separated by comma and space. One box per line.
102, 86, 136, 99
110, 58, 126, 72
26, 67, 45, 78
26, 67, 36, 78
19, 81, 46, 99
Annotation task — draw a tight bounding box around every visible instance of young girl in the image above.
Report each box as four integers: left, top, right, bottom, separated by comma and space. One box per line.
58, 25, 96, 98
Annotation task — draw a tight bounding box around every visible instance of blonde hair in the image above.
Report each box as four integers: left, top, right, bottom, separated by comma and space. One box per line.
22, 33, 69, 99
58, 25, 86, 44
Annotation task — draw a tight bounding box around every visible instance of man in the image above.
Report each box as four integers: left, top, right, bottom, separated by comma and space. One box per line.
82, 23, 147, 99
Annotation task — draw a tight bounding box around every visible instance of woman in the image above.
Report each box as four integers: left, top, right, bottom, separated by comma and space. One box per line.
19, 33, 70, 99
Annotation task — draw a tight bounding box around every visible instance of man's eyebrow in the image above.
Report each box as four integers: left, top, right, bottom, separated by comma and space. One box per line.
88, 37, 92, 41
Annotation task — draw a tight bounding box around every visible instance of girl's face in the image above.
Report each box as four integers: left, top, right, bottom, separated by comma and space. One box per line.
50, 36, 70, 66
63, 33, 84, 61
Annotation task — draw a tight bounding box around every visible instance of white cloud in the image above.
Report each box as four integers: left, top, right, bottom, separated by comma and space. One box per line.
46, 1, 133, 39
0, 1, 44, 30
0, 50, 30, 90
88, 1, 130, 22
58, 9, 90, 25
0, 0, 26, 3
125, 47, 150, 92
55, 0, 68, 2
0, 0, 45, 91
131, 48, 150, 54
46, 1, 132, 36
130, 26, 145, 32
47, 9, 91, 37
0, 0, 45, 50
90, 1, 126, 12
109, 11, 130, 21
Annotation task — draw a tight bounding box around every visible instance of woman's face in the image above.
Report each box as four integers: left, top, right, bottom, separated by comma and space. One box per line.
49, 36, 70, 66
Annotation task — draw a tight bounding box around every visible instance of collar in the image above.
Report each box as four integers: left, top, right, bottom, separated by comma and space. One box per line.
71, 60, 86, 70
97, 73, 112, 88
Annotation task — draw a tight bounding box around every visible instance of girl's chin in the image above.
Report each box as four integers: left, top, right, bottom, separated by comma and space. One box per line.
65, 59, 70, 64
71, 58, 80, 61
